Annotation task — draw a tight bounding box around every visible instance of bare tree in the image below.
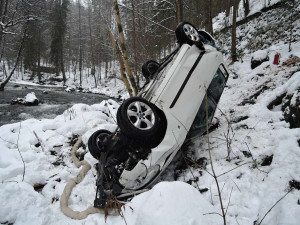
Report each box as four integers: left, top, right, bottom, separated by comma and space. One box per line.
243, 0, 250, 16
78, 0, 83, 87
0, 26, 27, 91
88, 1, 97, 87
175, 0, 183, 23
105, 20, 133, 97
130, 0, 139, 88
112, 0, 138, 95
231, 0, 239, 63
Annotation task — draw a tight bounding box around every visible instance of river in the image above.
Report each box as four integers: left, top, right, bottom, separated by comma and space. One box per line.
0, 83, 109, 127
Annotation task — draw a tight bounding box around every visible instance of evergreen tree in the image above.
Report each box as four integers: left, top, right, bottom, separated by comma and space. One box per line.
50, 0, 69, 84
23, 22, 39, 72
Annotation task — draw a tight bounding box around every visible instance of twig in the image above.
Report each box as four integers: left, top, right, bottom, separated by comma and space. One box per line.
118, 3, 174, 33
33, 130, 44, 152
256, 167, 268, 174
106, 100, 117, 124
180, 151, 202, 194
217, 162, 250, 178
244, 142, 255, 161
205, 92, 227, 225
235, 216, 241, 225
183, 156, 213, 177
17, 122, 25, 182
203, 212, 223, 217
241, 119, 262, 144
244, 143, 268, 174
230, 178, 241, 192
225, 187, 233, 216
0, 136, 17, 146
1, 180, 18, 184
255, 188, 293, 225
220, 182, 226, 194
210, 184, 214, 205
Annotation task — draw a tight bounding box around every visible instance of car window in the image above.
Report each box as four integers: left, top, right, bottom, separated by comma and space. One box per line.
190, 96, 216, 132
187, 65, 228, 139
208, 68, 226, 103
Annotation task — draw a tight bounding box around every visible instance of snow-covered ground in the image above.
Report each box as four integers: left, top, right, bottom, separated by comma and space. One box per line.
213, 0, 282, 32
8, 66, 130, 100
1, 40, 299, 224
179, 40, 300, 225
1, 1, 300, 225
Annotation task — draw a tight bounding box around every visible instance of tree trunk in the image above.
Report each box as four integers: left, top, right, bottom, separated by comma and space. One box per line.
175, 0, 183, 24
131, 0, 139, 89
88, 3, 97, 88
225, 0, 231, 27
106, 21, 133, 97
204, 0, 213, 35
288, 0, 295, 52
0, 0, 8, 63
37, 30, 41, 83
231, 0, 238, 63
112, 0, 138, 95
0, 27, 27, 91
243, 0, 250, 16
61, 47, 66, 84
208, 0, 213, 35
105, 61, 108, 78
78, 0, 82, 87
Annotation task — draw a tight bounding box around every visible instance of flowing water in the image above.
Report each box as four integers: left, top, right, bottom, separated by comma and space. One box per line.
0, 83, 108, 127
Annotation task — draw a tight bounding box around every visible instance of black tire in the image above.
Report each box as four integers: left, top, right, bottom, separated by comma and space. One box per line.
175, 22, 200, 46
142, 60, 160, 80
117, 97, 167, 148
88, 129, 112, 159
198, 30, 215, 45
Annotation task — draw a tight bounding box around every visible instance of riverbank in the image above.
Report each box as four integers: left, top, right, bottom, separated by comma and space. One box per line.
6, 67, 130, 100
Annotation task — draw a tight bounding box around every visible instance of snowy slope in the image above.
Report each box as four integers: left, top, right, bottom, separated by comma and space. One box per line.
1, 46, 299, 225
1, 1, 300, 225
0, 100, 220, 225
175, 41, 300, 225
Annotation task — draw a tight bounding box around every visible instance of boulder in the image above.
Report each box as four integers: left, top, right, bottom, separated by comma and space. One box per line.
11, 92, 39, 106
283, 89, 300, 128
251, 49, 269, 69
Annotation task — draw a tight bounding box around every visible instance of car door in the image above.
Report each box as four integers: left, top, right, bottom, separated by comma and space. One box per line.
187, 64, 229, 139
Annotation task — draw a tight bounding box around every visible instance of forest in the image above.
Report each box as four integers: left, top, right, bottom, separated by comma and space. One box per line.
0, 0, 248, 92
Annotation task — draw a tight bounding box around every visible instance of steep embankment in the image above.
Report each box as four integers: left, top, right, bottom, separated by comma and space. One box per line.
0, 2, 299, 225
171, 2, 300, 224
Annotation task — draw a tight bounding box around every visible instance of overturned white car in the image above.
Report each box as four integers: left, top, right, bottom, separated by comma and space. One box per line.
88, 22, 229, 208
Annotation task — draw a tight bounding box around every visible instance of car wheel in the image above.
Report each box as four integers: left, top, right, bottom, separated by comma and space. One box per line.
142, 60, 160, 80
198, 30, 215, 45
88, 129, 112, 159
117, 97, 166, 148
175, 22, 200, 46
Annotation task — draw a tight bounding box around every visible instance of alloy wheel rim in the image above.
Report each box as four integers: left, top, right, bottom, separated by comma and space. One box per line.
183, 24, 200, 42
127, 101, 155, 130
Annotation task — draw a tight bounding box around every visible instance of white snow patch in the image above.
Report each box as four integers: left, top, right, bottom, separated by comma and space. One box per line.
24, 92, 38, 103
117, 182, 220, 225
252, 49, 269, 60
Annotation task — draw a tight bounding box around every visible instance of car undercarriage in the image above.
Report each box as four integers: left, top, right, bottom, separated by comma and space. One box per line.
88, 21, 229, 208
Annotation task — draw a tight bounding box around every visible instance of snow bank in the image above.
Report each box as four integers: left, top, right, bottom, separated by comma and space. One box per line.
0, 100, 119, 224
249, 0, 281, 16
0, 99, 223, 225
120, 181, 219, 225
